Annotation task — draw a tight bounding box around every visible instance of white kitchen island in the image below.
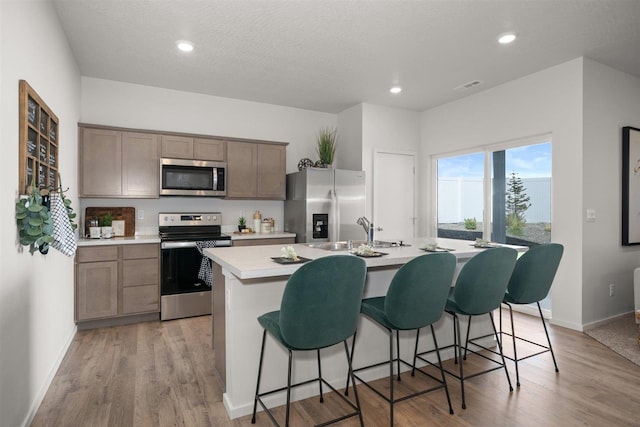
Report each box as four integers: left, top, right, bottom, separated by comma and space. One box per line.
204, 238, 526, 420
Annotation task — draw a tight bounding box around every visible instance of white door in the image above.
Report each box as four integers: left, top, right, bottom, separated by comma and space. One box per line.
373, 150, 416, 242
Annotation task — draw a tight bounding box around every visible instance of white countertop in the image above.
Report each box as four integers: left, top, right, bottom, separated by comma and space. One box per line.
77, 235, 161, 246
204, 237, 527, 280
229, 232, 296, 241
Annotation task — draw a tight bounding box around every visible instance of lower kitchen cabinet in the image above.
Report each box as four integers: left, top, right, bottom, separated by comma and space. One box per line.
75, 243, 159, 324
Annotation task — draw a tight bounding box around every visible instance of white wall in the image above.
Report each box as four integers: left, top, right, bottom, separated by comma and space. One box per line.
0, 2, 80, 426
421, 59, 584, 330
80, 77, 337, 231
361, 103, 421, 219
337, 104, 363, 170
582, 58, 640, 324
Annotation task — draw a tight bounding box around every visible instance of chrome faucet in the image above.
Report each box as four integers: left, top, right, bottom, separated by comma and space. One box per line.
356, 216, 374, 245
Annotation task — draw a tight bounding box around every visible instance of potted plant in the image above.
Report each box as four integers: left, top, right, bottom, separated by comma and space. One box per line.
100, 212, 114, 238
238, 216, 247, 232
316, 126, 337, 167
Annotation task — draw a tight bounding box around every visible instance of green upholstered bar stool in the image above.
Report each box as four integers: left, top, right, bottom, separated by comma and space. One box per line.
418, 247, 517, 410
347, 253, 457, 426
479, 243, 564, 387
251, 255, 367, 427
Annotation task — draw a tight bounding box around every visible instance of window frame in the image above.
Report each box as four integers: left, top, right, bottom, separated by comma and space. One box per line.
431, 132, 553, 240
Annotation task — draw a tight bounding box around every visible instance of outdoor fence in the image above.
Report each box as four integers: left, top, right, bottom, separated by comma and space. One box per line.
438, 177, 551, 223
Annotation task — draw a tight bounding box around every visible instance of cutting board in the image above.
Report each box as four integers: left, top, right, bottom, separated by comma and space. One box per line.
85, 207, 135, 237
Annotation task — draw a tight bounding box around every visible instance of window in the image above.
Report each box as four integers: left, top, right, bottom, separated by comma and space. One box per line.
436, 136, 552, 247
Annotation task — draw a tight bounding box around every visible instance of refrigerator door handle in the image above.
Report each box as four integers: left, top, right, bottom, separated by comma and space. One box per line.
332, 188, 339, 241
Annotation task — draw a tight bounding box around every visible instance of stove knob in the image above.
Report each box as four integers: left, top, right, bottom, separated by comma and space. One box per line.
206, 215, 211, 221
163, 216, 169, 222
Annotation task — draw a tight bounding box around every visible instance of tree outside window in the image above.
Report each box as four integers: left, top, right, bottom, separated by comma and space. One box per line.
506, 171, 531, 236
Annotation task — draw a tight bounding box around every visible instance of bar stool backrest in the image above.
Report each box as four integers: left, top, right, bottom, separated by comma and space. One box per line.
279, 255, 367, 350
384, 253, 456, 329
505, 243, 564, 304
452, 247, 517, 315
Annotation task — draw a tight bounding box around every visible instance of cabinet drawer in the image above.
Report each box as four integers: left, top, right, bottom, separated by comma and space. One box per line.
122, 243, 159, 260
122, 284, 159, 314
77, 246, 119, 263
122, 258, 158, 287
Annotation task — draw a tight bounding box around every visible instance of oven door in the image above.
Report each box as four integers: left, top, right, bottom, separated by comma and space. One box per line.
160, 241, 209, 295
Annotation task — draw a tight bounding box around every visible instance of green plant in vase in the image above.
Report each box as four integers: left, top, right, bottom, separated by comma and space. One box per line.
316, 126, 337, 167
238, 216, 247, 232
100, 212, 115, 238
100, 212, 114, 227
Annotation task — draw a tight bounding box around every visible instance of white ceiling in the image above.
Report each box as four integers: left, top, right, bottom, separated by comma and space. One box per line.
52, 0, 640, 114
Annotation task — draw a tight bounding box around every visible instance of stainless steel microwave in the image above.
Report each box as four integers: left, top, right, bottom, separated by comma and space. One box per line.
160, 158, 226, 196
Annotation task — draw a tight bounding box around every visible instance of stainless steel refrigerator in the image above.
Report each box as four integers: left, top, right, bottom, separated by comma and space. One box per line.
284, 168, 366, 243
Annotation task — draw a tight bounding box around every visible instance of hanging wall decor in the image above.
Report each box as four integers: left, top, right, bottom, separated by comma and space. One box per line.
18, 80, 59, 194
622, 126, 640, 245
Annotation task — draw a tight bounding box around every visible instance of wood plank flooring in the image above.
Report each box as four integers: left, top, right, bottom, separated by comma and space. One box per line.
31, 311, 640, 426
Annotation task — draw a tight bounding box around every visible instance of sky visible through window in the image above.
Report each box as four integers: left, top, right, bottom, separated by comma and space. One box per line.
438, 143, 551, 178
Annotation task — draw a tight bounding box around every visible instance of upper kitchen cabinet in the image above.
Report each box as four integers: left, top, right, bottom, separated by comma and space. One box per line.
161, 135, 226, 161
226, 141, 287, 199
79, 126, 159, 198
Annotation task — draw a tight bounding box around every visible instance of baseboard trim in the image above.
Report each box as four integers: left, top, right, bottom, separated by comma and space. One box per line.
21, 322, 77, 427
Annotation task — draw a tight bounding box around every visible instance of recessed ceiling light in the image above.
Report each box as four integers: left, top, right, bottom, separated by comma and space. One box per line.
497, 32, 517, 44
176, 40, 194, 52
390, 86, 402, 94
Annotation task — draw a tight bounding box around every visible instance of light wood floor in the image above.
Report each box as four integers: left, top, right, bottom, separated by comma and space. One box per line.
31, 310, 640, 426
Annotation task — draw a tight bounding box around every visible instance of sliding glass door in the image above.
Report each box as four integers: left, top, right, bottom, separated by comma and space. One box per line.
436, 136, 552, 247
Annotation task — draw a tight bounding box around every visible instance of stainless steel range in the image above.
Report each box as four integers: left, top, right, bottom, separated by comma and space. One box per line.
159, 212, 231, 320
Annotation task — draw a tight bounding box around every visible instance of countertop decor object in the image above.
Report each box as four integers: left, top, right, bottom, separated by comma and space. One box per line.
85, 207, 135, 237
270, 256, 310, 264
111, 220, 125, 237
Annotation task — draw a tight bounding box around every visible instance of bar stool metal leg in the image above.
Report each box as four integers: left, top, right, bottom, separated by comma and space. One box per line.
317, 349, 324, 402
431, 324, 454, 415
251, 329, 267, 424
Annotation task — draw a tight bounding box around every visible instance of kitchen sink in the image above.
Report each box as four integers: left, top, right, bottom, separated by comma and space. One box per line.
306, 240, 394, 251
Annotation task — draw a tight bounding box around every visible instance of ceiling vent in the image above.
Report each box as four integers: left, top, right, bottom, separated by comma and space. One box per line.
454, 80, 483, 91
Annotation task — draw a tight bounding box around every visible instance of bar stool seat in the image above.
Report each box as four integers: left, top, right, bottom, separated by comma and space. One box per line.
251, 255, 367, 427
418, 247, 517, 409
348, 253, 457, 426
469, 243, 564, 386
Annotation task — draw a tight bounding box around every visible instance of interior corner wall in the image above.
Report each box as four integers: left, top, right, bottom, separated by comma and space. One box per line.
1, 2, 80, 427
360, 103, 421, 219
337, 103, 364, 171
420, 58, 585, 330
582, 58, 640, 325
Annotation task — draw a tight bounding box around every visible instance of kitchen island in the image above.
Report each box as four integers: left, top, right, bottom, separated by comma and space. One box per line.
205, 238, 526, 420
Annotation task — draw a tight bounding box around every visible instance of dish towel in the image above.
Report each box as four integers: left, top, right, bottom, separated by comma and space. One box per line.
50, 193, 77, 257
196, 241, 218, 287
